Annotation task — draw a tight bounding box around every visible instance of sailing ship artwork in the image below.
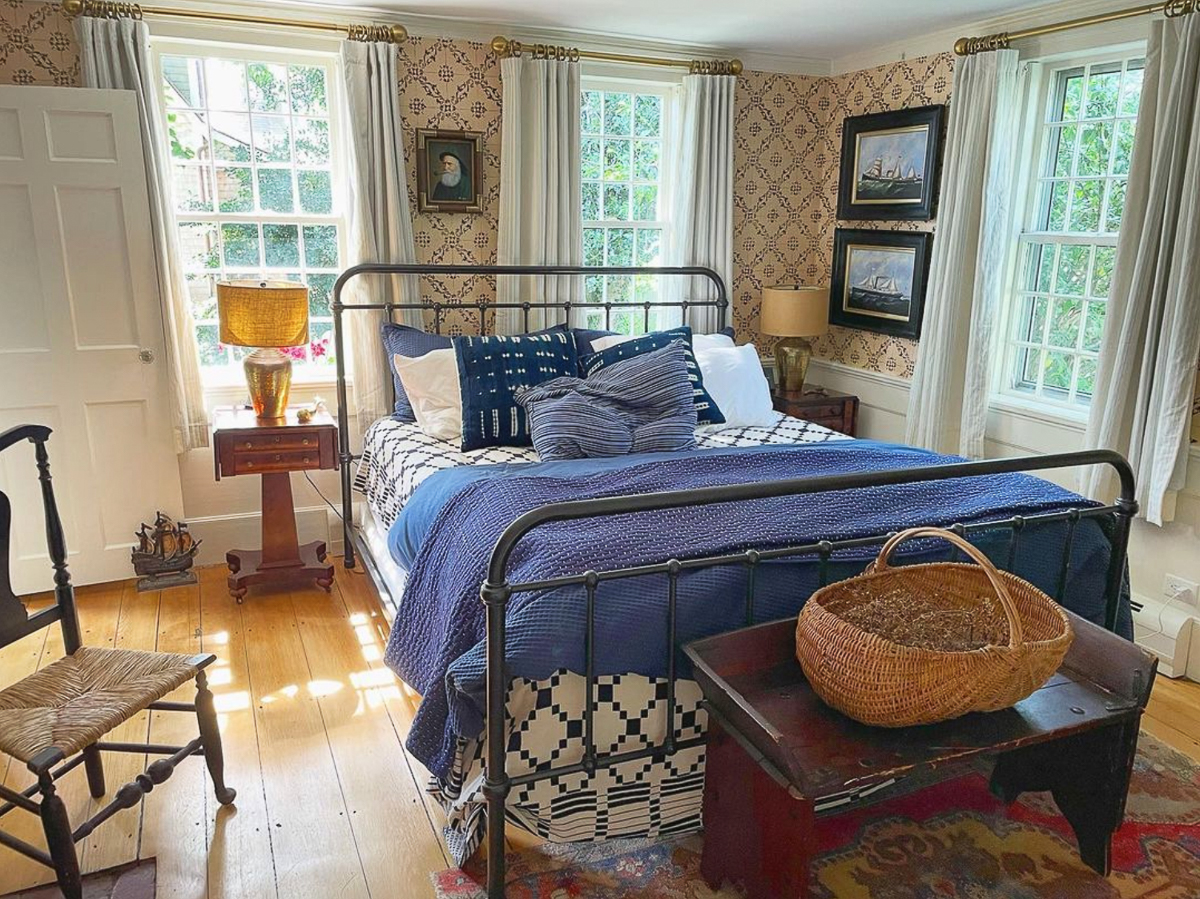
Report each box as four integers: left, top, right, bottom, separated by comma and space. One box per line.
829, 228, 932, 340
838, 106, 945, 221
131, 512, 201, 591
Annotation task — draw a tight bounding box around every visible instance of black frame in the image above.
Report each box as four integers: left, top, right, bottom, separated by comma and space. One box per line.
329, 265, 1136, 899
830, 227, 932, 340
837, 104, 945, 221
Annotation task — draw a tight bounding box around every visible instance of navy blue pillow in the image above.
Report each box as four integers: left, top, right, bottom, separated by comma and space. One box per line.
579, 326, 726, 425
571, 324, 735, 357
454, 331, 579, 451
383, 322, 566, 421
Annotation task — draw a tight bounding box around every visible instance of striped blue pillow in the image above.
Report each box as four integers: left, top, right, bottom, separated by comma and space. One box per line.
515, 340, 697, 461
578, 326, 725, 425
453, 331, 578, 451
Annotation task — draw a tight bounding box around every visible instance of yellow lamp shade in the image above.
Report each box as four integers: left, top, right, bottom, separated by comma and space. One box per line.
760, 285, 830, 338
217, 280, 309, 348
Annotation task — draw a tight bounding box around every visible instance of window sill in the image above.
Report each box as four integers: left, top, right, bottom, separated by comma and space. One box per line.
988, 393, 1089, 430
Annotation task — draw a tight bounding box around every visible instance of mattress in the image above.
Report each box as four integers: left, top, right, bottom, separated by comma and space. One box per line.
353, 412, 848, 536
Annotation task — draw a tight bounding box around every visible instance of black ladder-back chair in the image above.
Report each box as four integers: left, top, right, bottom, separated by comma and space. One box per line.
0, 425, 235, 898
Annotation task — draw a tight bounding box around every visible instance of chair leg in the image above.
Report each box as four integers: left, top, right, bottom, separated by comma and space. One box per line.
195, 670, 237, 806
83, 743, 106, 799
38, 771, 81, 899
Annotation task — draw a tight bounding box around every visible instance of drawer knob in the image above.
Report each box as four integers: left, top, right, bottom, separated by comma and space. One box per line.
246, 461, 253, 468
244, 441, 252, 449
274, 454, 281, 461
302, 438, 310, 446
274, 436, 281, 444
303, 457, 310, 464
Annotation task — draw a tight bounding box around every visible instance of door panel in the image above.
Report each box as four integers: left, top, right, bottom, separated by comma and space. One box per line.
0, 85, 184, 594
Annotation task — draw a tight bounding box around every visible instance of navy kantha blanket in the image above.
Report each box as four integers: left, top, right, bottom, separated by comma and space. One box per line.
383, 440, 1130, 779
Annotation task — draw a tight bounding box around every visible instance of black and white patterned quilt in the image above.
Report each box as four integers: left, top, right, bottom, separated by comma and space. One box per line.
354, 412, 846, 533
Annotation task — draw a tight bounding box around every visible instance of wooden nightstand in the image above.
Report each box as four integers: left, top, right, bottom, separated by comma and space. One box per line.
772, 386, 859, 437
212, 406, 337, 602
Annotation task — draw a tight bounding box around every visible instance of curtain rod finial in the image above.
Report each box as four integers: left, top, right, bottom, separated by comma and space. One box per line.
61, 0, 83, 17
954, 37, 970, 55
491, 35, 511, 57
730, 59, 743, 75
390, 24, 407, 43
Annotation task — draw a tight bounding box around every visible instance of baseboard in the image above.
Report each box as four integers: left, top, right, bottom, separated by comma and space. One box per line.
186, 506, 345, 566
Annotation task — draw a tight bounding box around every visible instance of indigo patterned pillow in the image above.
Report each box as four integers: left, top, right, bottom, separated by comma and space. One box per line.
579, 326, 725, 425
453, 331, 578, 451
516, 340, 697, 461
571, 325, 735, 357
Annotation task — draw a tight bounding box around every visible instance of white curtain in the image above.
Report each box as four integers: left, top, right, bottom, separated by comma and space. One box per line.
1081, 15, 1200, 525
496, 56, 582, 334
339, 40, 420, 427
904, 49, 1023, 457
75, 16, 208, 451
665, 74, 735, 334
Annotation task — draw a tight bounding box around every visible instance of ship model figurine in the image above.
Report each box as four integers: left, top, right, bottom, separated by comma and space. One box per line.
858, 156, 923, 200
131, 512, 201, 592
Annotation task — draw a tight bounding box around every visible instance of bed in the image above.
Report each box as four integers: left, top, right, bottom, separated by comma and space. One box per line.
331, 263, 1136, 899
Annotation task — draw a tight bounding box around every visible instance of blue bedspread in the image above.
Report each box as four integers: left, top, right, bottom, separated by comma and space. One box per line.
383, 440, 1131, 779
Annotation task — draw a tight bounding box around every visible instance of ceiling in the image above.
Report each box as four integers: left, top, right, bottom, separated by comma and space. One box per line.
309, 0, 1048, 60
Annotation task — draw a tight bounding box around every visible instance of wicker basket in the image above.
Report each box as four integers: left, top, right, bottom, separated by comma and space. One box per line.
795, 527, 1074, 727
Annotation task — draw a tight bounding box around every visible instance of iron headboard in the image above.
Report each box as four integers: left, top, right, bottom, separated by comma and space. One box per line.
330, 262, 730, 570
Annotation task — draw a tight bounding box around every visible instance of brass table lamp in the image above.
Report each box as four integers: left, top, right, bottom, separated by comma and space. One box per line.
217, 280, 309, 421
760, 285, 830, 394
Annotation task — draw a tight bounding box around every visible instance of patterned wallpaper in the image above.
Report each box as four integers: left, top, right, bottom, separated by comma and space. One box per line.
732, 53, 955, 378
1, 0, 77, 85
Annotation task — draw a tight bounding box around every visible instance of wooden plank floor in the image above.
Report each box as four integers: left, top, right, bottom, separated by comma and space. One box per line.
1, 561, 1199, 897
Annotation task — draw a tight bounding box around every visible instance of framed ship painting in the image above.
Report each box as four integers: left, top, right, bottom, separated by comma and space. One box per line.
829, 228, 932, 339
837, 105, 945, 221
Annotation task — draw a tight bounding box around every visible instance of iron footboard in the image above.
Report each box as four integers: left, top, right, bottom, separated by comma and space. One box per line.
478, 450, 1136, 898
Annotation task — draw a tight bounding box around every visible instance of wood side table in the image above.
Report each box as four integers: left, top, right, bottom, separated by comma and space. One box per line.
212, 406, 337, 602
684, 614, 1156, 899
772, 386, 858, 437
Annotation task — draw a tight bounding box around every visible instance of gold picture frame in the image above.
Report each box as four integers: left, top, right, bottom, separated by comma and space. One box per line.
415, 129, 484, 213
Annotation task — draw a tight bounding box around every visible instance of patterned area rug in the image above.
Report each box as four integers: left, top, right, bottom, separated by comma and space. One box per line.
432, 733, 1200, 898
0, 859, 155, 898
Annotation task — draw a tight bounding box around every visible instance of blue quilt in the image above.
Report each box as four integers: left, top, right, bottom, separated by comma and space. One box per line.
382, 440, 1131, 779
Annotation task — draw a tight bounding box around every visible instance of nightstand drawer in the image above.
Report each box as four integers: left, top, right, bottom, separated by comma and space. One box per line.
785, 402, 843, 421
232, 449, 321, 475
233, 431, 321, 453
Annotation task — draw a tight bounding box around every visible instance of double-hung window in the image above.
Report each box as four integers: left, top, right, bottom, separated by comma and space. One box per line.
999, 53, 1144, 408
153, 44, 347, 382
580, 79, 673, 334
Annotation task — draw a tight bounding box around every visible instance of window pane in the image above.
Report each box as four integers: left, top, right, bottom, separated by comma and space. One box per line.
1045, 182, 1069, 230
1055, 245, 1089, 295
633, 140, 660, 181
603, 92, 632, 135
1048, 124, 1076, 177
216, 166, 253, 212
1119, 65, 1144, 116
1083, 302, 1106, 352
1092, 247, 1115, 297
1043, 351, 1074, 391
210, 112, 251, 162
257, 169, 294, 212
205, 59, 247, 110
606, 275, 631, 301
1076, 123, 1112, 177
581, 138, 602, 179
632, 184, 657, 221
634, 95, 661, 137
603, 139, 630, 180
583, 228, 605, 266
1021, 348, 1042, 385
582, 182, 600, 221
302, 225, 338, 268
166, 111, 208, 161
294, 118, 329, 165
1048, 298, 1082, 348
173, 166, 214, 213
288, 66, 327, 115
585, 274, 604, 303
581, 90, 602, 134
1018, 295, 1048, 342
196, 324, 224, 365
634, 273, 658, 303
185, 274, 217, 320
247, 62, 288, 112
222, 223, 259, 267
298, 170, 332, 213
1084, 67, 1121, 118
636, 229, 662, 265
264, 224, 299, 268
1104, 178, 1127, 232
308, 273, 335, 318
604, 183, 630, 221
1077, 357, 1098, 396
606, 228, 634, 266
1069, 180, 1102, 231
178, 222, 219, 269
1113, 119, 1136, 175
162, 56, 204, 108
251, 114, 291, 163
1058, 71, 1084, 121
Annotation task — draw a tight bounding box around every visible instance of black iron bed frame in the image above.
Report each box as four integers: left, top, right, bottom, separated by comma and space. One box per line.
330, 263, 1136, 899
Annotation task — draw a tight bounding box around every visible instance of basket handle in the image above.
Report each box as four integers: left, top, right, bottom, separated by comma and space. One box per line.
868, 527, 1025, 649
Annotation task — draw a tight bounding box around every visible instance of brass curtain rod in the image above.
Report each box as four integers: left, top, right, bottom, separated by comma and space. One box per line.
490, 35, 742, 75
60, 0, 408, 43
955, 0, 1197, 55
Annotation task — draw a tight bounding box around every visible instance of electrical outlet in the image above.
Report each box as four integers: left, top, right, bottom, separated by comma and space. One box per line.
1163, 574, 1199, 606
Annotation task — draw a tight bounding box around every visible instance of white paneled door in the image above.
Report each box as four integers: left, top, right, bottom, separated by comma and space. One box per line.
0, 85, 183, 594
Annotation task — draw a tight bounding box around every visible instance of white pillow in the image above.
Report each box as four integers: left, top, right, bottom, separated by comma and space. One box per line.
589, 331, 736, 353
393, 350, 462, 442
695, 344, 775, 427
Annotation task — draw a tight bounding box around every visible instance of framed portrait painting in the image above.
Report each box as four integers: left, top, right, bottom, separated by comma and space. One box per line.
416, 129, 484, 213
837, 105, 945, 221
829, 228, 932, 340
